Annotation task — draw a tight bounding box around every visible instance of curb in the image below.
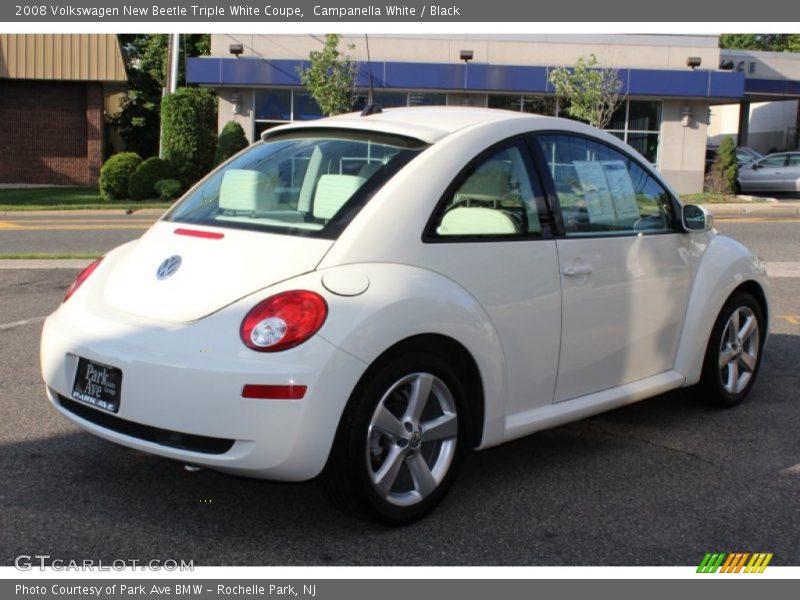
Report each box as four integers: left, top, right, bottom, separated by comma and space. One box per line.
0, 208, 165, 217
0, 259, 93, 269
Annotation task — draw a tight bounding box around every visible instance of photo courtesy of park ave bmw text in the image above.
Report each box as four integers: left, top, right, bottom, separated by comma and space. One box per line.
1, 0, 799, 594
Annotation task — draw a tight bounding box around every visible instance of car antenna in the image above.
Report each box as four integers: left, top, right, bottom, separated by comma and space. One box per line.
361, 34, 382, 116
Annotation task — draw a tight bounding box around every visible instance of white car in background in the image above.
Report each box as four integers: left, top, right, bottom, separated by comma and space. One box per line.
41, 107, 770, 524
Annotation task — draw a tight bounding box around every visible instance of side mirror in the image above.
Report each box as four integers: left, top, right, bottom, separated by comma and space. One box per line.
752, 163, 760, 170
682, 204, 714, 232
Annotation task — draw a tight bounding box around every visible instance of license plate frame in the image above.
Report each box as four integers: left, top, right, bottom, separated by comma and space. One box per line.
71, 357, 122, 414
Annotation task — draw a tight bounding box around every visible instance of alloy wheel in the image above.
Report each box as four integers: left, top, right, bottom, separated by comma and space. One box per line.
366, 372, 458, 507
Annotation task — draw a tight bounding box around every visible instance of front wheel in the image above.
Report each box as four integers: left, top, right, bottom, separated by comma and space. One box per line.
320, 352, 468, 525
694, 292, 764, 407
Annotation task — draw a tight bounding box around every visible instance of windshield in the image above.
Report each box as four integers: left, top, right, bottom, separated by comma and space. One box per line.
165, 129, 427, 239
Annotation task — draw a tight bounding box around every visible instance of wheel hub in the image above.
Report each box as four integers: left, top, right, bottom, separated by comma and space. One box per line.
409, 430, 422, 451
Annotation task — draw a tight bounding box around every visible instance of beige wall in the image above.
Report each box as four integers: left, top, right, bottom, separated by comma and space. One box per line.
217, 88, 256, 142
709, 100, 799, 153
211, 34, 719, 70
658, 99, 709, 195
721, 49, 800, 83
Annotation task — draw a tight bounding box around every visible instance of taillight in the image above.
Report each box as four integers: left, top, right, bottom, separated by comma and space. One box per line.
240, 290, 328, 352
63, 257, 103, 303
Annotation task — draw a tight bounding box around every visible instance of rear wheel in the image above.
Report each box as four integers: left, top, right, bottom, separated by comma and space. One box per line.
694, 292, 764, 407
320, 352, 468, 524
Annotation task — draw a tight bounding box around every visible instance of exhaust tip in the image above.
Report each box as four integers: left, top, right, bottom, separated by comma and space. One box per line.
184, 464, 203, 473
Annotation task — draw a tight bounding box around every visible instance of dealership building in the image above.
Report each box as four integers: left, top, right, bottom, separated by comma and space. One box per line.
0, 34, 127, 186
188, 34, 800, 194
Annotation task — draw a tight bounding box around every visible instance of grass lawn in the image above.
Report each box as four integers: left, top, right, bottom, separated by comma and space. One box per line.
0, 187, 172, 211
680, 192, 767, 204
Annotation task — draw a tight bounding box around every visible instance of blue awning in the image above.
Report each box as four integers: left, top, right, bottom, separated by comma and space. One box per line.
187, 57, 746, 101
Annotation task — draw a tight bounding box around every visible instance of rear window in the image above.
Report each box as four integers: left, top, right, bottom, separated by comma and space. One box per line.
165, 129, 427, 239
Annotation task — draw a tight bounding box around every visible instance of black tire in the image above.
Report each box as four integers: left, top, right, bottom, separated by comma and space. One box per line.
693, 292, 764, 407
319, 351, 469, 525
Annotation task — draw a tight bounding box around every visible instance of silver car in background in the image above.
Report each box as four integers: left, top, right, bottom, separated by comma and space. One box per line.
738, 152, 800, 193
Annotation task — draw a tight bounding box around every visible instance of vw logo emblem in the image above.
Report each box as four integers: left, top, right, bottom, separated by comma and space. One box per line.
156, 255, 182, 280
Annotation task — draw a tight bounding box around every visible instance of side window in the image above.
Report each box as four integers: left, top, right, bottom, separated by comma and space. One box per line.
759, 155, 787, 167
432, 143, 544, 237
535, 134, 674, 236
786, 155, 800, 167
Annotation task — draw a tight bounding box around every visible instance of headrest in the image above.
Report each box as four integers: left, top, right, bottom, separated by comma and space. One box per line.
312, 174, 366, 220
218, 169, 274, 213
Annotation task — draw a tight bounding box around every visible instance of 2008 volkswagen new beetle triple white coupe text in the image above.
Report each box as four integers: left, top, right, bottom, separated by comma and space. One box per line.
41, 107, 771, 524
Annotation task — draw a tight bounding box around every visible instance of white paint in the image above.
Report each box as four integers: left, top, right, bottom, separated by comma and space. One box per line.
0, 316, 45, 331
765, 262, 800, 278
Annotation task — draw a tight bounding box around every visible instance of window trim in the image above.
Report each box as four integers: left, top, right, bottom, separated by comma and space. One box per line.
528, 130, 683, 239
422, 135, 555, 244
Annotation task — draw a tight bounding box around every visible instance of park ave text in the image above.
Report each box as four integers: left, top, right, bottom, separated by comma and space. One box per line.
19, 3, 463, 19
16, 584, 317, 597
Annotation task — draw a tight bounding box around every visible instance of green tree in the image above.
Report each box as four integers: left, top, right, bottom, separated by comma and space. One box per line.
297, 34, 357, 116
719, 34, 800, 52
214, 121, 249, 166
548, 55, 624, 129
161, 88, 218, 187
111, 34, 210, 158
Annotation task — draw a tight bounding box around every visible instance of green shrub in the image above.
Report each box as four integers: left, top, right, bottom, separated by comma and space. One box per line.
705, 137, 739, 194
154, 178, 183, 202
99, 152, 142, 200
718, 137, 739, 193
161, 88, 217, 187
214, 120, 249, 166
128, 157, 173, 200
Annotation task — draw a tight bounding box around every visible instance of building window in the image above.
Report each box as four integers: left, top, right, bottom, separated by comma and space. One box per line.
488, 94, 557, 116
253, 89, 323, 139
408, 92, 447, 106
254, 89, 291, 121
605, 100, 662, 165
254, 88, 448, 139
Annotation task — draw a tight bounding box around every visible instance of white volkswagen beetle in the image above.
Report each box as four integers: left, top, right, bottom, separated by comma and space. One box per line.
41, 107, 770, 524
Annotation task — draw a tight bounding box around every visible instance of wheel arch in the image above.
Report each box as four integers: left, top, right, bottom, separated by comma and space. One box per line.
675, 235, 771, 385
353, 333, 486, 450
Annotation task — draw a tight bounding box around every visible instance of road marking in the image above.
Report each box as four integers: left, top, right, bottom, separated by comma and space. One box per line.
2, 224, 151, 231
0, 316, 46, 331
0, 259, 93, 269
3, 218, 154, 223
765, 262, 800, 278
777, 315, 800, 325
717, 216, 800, 223
0, 221, 22, 229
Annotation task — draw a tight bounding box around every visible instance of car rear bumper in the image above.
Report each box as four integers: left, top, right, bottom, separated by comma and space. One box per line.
40, 299, 367, 481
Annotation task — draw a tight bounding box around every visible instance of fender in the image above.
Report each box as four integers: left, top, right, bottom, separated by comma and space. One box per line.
313, 263, 508, 448
674, 233, 771, 385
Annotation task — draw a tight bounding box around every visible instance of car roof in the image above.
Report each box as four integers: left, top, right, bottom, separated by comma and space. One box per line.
262, 106, 552, 144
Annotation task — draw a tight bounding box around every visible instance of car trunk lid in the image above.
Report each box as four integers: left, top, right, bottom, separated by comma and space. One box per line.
101, 222, 332, 323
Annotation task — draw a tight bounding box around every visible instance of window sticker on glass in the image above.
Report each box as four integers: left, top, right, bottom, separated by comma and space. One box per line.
572, 161, 616, 224
602, 160, 640, 222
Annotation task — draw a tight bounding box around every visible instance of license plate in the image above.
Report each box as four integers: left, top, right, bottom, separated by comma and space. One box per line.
71, 358, 122, 414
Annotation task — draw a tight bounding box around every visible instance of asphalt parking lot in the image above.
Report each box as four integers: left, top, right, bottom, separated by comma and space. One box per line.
1, 218, 799, 566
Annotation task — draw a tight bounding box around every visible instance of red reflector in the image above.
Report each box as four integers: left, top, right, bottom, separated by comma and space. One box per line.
242, 384, 307, 400
174, 228, 224, 240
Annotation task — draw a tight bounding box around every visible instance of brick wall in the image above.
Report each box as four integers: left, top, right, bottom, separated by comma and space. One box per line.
0, 80, 104, 186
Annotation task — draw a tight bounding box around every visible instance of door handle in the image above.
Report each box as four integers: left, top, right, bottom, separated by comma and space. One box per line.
563, 264, 593, 277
